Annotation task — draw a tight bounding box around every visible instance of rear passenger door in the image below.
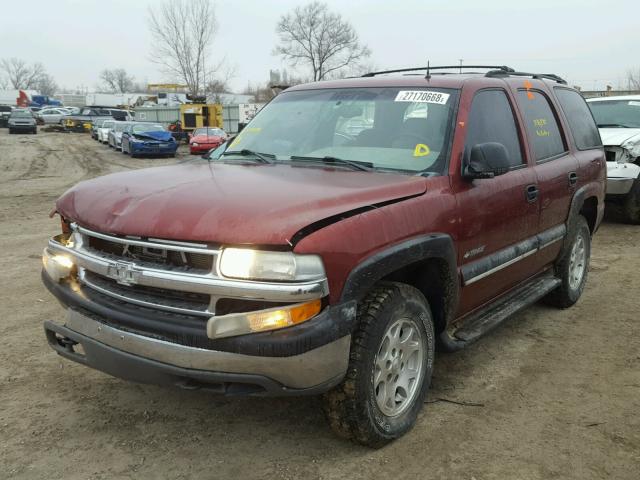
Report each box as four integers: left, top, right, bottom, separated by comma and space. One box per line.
513, 88, 577, 258
455, 89, 540, 315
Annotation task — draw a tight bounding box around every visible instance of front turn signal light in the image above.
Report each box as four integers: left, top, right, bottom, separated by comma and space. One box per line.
206, 299, 322, 339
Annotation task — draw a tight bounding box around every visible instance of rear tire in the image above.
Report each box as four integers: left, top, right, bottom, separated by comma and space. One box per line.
545, 215, 591, 308
322, 282, 434, 448
622, 177, 640, 224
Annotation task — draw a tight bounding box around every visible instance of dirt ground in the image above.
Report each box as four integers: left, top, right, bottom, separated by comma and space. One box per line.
0, 127, 638, 480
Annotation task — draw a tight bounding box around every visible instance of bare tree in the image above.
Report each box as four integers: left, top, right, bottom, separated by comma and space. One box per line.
1, 58, 47, 89
626, 67, 640, 90
35, 73, 58, 96
274, 2, 371, 81
100, 68, 136, 93
147, 0, 221, 95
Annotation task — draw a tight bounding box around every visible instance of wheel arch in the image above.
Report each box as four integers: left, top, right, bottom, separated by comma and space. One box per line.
339, 234, 459, 335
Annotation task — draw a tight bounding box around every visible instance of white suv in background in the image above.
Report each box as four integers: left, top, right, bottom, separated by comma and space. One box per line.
587, 95, 640, 223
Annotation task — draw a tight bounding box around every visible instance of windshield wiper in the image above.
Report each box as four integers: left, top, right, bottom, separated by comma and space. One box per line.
289, 155, 373, 171
597, 123, 633, 128
221, 149, 274, 164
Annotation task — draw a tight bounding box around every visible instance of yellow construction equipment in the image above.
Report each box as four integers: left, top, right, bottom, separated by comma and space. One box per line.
179, 104, 223, 132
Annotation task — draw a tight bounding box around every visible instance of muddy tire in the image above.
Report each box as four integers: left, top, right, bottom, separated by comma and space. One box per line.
322, 282, 434, 448
622, 177, 640, 224
545, 215, 591, 308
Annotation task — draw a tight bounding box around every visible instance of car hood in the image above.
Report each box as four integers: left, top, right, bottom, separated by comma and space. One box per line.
134, 130, 173, 141
599, 128, 640, 147
55, 162, 427, 245
191, 135, 224, 143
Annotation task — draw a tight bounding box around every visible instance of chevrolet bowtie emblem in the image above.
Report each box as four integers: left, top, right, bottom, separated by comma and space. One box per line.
107, 261, 140, 286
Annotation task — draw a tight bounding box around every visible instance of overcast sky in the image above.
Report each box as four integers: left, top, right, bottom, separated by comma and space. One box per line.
1, 0, 639, 92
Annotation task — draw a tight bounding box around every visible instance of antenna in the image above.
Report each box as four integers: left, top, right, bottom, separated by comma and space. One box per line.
425, 61, 431, 80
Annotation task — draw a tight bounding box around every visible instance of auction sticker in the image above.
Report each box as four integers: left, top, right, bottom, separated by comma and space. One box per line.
395, 91, 450, 104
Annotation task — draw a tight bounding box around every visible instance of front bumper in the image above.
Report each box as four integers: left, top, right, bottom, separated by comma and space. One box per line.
44, 309, 350, 395
606, 161, 640, 195
190, 144, 221, 154
8, 123, 36, 131
131, 142, 178, 155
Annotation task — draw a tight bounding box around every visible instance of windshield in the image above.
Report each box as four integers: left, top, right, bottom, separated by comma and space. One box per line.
114, 123, 127, 132
102, 121, 114, 128
227, 87, 458, 174
194, 127, 225, 136
132, 124, 164, 134
11, 111, 32, 118
588, 99, 640, 128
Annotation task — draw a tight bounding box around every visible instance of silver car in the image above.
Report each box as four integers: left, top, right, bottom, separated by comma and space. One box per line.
37, 107, 70, 125
108, 121, 133, 150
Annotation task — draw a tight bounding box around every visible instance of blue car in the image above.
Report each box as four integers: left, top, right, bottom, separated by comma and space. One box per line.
121, 123, 178, 158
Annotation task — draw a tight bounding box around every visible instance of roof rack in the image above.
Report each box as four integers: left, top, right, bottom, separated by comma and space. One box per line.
362, 65, 515, 78
485, 70, 567, 84
361, 64, 567, 85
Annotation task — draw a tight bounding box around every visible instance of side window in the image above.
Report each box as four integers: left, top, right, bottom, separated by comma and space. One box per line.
465, 89, 524, 167
516, 90, 566, 161
554, 88, 602, 150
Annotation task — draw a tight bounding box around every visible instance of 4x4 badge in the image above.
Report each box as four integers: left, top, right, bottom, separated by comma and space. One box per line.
107, 261, 141, 286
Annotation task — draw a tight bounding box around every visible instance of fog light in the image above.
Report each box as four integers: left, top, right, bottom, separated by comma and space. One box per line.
42, 248, 74, 281
207, 299, 322, 339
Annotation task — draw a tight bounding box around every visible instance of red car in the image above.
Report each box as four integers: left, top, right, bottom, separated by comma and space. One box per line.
189, 127, 227, 154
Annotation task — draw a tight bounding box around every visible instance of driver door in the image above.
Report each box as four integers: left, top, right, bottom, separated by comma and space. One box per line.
453, 88, 540, 316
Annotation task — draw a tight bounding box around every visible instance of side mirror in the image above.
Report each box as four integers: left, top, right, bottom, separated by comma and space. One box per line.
463, 142, 511, 180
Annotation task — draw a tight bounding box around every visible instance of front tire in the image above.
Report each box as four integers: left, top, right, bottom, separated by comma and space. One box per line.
545, 215, 591, 308
622, 177, 640, 224
323, 282, 434, 448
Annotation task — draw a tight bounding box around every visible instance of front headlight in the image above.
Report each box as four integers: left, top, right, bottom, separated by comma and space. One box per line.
218, 248, 325, 282
192, 142, 199, 146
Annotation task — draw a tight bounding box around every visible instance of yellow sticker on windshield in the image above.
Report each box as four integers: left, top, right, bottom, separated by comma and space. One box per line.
413, 144, 430, 157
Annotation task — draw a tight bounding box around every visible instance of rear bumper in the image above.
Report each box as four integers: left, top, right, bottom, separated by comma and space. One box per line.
44, 312, 349, 395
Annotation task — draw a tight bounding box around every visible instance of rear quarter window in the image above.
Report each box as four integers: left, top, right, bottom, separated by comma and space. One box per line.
554, 88, 602, 150
516, 90, 566, 161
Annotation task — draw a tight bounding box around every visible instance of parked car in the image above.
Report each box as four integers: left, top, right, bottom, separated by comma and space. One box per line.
41, 66, 605, 447
189, 127, 227, 154
90, 118, 110, 140
8, 109, 37, 134
121, 123, 178, 158
36, 107, 70, 125
63, 107, 114, 132
97, 119, 115, 143
0, 105, 12, 127
107, 121, 133, 150
586, 95, 640, 223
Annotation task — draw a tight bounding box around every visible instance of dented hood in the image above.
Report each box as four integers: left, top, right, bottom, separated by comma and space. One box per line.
599, 128, 640, 148
56, 162, 427, 245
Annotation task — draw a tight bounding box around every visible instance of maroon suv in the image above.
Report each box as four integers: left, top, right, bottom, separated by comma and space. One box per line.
42, 66, 605, 447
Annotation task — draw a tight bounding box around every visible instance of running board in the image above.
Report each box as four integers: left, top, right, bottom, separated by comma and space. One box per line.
439, 273, 561, 351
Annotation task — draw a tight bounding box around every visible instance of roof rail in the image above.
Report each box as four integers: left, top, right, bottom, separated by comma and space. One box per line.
362, 65, 515, 78
485, 70, 567, 85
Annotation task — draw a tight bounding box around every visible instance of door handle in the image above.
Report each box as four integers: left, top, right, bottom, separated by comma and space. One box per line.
525, 184, 539, 203
568, 172, 578, 187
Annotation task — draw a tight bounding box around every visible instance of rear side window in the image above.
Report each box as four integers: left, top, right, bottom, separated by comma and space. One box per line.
465, 89, 523, 167
516, 90, 566, 161
554, 88, 601, 149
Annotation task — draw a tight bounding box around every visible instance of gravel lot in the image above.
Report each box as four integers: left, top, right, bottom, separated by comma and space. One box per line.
1, 127, 638, 480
